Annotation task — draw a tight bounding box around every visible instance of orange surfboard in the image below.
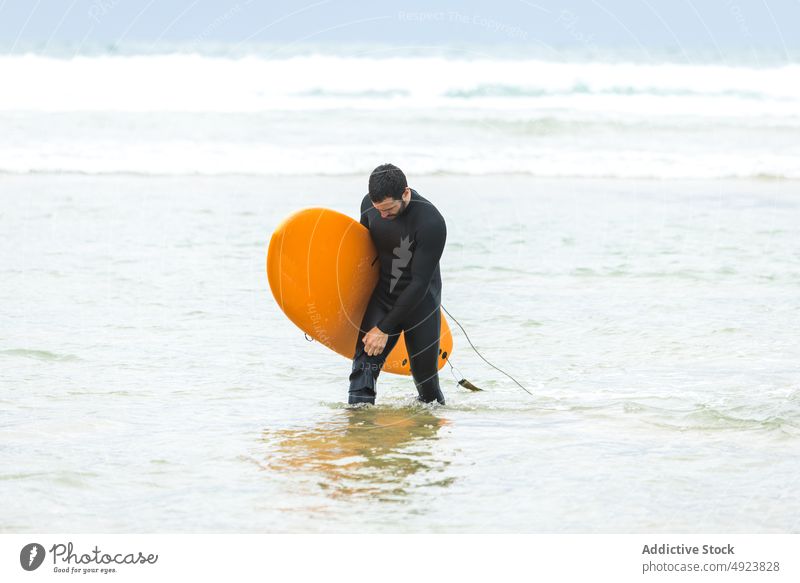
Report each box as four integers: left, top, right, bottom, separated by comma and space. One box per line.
266, 208, 453, 375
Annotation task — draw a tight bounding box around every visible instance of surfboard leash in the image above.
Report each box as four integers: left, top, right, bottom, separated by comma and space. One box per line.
441, 303, 534, 397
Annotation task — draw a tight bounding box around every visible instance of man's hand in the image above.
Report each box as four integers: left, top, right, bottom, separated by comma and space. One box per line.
362, 326, 388, 356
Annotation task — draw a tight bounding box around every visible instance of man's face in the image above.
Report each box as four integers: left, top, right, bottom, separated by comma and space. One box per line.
373, 188, 409, 220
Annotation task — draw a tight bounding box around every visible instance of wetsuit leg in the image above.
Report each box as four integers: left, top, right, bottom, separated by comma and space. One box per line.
402, 294, 445, 405
348, 292, 402, 404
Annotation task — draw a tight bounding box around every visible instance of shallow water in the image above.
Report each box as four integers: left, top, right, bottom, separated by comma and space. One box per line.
1, 174, 798, 532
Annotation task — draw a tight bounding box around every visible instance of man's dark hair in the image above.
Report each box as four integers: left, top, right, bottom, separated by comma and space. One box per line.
368, 163, 407, 203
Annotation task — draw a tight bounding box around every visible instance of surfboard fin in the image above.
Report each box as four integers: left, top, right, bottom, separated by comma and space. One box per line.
457, 378, 483, 392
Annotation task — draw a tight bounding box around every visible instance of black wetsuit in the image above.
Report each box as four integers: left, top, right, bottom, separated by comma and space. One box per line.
348, 188, 447, 405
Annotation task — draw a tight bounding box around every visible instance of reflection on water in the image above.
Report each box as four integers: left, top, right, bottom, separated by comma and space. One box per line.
259, 407, 454, 502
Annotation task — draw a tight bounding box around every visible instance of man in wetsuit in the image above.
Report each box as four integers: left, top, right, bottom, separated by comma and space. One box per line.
348, 163, 447, 406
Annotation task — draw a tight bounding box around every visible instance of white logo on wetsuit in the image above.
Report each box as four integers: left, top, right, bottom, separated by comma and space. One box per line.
390, 235, 413, 293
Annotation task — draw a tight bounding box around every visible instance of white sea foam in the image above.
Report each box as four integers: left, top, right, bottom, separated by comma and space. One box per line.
1, 53, 798, 178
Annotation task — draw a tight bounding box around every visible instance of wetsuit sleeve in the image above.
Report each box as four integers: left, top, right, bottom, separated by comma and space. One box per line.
377, 217, 446, 333
359, 194, 371, 228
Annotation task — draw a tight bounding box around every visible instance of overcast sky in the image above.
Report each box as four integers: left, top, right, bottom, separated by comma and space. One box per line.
1, 0, 798, 53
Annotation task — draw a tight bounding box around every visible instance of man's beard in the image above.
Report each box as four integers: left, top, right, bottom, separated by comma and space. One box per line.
391, 199, 408, 218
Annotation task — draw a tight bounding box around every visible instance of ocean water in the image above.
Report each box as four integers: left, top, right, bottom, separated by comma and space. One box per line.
1, 173, 798, 532
2, 43, 799, 531
0, 47, 799, 178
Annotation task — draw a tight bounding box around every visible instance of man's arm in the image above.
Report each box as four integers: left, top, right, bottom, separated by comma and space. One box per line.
359, 194, 371, 228
377, 217, 446, 333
